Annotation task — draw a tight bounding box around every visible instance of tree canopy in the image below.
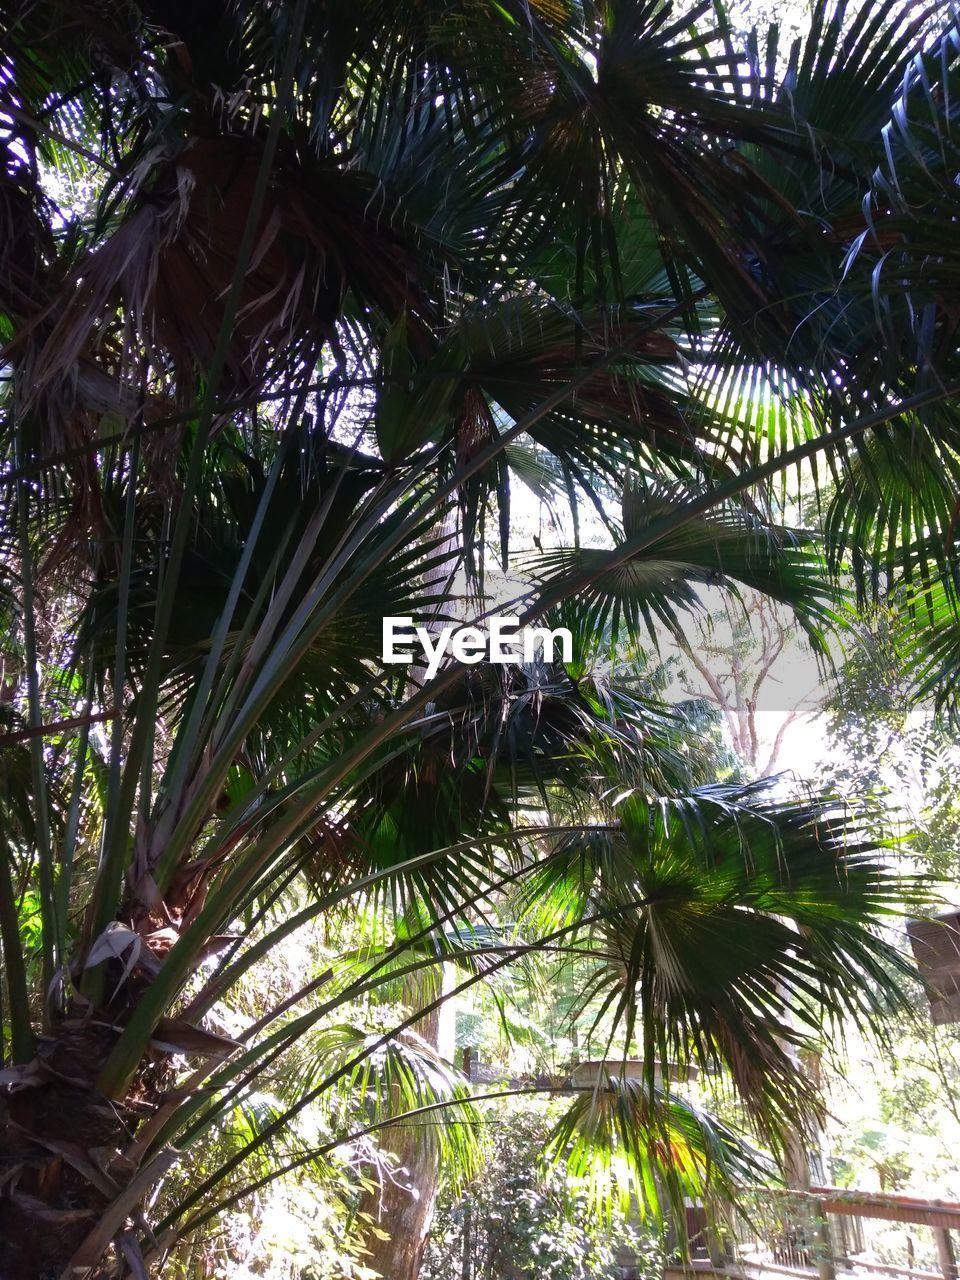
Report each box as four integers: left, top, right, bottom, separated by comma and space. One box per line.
2, 1, 960, 1276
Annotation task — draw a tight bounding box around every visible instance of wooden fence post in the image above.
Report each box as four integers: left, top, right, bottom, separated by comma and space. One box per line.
935, 1227, 957, 1280
813, 1198, 837, 1280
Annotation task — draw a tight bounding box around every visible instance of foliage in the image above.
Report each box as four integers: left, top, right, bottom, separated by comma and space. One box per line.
421, 1096, 664, 1280
2, 0, 959, 1276
821, 605, 960, 880
815, 605, 960, 1213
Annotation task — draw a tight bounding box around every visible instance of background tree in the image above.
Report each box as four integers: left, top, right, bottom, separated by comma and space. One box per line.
675, 594, 819, 778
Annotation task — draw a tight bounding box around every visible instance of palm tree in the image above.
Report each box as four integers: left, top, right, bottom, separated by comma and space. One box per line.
0, 1, 955, 1276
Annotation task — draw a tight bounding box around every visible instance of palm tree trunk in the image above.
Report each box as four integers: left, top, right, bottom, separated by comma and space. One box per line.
0, 1037, 131, 1279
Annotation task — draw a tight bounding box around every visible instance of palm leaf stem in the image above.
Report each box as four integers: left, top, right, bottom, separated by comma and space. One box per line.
151, 1083, 686, 1260
0, 711, 111, 747
87, 0, 310, 941
99, 737, 433, 1094
198, 430, 403, 753
157, 426, 296, 815
148, 469, 420, 892
2, 102, 121, 174
15, 426, 57, 1021
133, 359, 956, 1016
528, 380, 960, 619
145, 826, 622, 1160
83, 434, 140, 998
106, 358, 948, 1087
186, 824, 615, 1023
104, 366, 943, 1089
0, 828, 33, 1063
55, 668, 96, 934
0, 375, 418, 491
155, 893, 665, 1231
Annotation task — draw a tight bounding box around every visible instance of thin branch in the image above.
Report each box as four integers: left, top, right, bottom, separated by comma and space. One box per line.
759, 707, 800, 777
0, 710, 113, 747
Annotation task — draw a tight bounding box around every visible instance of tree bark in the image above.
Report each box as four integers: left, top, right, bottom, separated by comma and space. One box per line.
0, 1022, 131, 1280
359, 1126, 442, 1280
358, 1001, 443, 1280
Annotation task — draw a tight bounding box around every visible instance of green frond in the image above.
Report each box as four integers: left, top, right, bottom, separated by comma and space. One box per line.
285, 1022, 483, 1190
545, 1076, 771, 1227
535, 477, 838, 654
521, 782, 931, 1146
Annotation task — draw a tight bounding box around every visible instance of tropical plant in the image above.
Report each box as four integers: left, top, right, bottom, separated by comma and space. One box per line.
0, 1, 956, 1278
422, 1095, 665, 1280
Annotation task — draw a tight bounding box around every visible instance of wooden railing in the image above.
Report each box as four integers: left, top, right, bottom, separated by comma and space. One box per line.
727, 1187, 960, 1280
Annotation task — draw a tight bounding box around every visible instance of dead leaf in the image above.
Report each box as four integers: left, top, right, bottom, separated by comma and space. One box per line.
149, 1018, 242, 1059
84, 923, 146, 998
7, 1123, 120, 1198
0, 1059, 46, 1091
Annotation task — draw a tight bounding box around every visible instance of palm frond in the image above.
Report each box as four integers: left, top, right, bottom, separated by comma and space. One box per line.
545, 1076, 771, 1227
521, 782, 930, 1144
535, 476, 838, 654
